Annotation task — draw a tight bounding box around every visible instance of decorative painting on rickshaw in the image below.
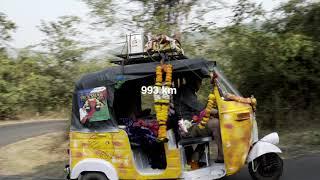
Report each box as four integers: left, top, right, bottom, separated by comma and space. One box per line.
77, 86, 110, 124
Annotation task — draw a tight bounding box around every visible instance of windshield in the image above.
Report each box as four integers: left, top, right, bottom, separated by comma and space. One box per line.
214, 66, 242, 99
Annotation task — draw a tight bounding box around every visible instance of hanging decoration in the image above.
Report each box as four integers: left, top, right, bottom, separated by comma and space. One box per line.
154, 64, 173, 142
197, 89, 257, 128
198, 91, 217, 129
226, 93, 257, 111
144, 34, 184, 55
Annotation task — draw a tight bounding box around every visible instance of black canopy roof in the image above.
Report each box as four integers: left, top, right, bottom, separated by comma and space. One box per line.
71, 58, 216, 132
75, 58, 215, 90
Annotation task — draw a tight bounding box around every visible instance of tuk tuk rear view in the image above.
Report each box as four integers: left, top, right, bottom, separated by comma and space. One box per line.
65, 34, 283, 180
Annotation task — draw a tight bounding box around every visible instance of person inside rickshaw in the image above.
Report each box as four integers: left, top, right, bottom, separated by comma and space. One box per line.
113, 78, 167, 170
112, 71, 223, 170
173, 72, 224, 166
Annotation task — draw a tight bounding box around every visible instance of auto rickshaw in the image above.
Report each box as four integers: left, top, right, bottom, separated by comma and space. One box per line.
65, 36, 283, 180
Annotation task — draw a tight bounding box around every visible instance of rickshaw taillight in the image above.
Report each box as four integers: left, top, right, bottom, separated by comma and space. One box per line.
236, 112, 250, 121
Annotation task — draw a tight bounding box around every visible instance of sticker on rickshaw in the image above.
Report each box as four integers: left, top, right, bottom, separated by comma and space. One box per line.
77, 86, 110, 124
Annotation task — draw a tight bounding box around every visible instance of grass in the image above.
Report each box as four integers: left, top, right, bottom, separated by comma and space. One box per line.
15, 110, 69, 120
0, 132, 68, 178
260, 126, 320, 159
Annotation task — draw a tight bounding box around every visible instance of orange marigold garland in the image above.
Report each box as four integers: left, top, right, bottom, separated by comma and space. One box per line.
197, 89, 257, 128
155, 65, 162, 86
226, 93, 257, 110
154, 64, 173, 142
198, 92, 217, 129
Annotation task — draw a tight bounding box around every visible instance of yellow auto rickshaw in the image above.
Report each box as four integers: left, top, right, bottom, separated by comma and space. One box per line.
65, 49, 283, 180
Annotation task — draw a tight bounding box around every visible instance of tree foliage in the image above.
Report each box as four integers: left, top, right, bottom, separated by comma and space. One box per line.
0, 12, 16, 44
0, 14, 18, 118
0, 14, 110, 119
38, 16, 86, 61
212, 0, 320, 128
0, 54, 20, 118
82, 0, 226, 34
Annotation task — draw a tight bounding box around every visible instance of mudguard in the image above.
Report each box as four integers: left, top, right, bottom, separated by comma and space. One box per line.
247, 133, 282, 162
70, 158, 118, 180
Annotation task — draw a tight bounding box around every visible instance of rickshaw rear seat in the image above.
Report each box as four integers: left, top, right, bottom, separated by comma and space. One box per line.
178, 136, 212, 146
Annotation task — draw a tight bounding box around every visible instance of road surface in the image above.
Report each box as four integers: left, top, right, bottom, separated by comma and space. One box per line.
0, 120, 67, 147
0, 120, 319, 179
224, 154, 320, 180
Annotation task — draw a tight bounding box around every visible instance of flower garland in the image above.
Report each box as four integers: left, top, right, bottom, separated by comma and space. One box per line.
154, 64, 172, 142
198, 91, 217, 129
197, 91, 257, 129
226, 93, 256, 104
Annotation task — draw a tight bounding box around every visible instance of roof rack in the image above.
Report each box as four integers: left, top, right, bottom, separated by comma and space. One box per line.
111, 50, 188, 65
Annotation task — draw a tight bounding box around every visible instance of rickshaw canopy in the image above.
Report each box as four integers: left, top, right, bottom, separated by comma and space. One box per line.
71, 58, 216, 132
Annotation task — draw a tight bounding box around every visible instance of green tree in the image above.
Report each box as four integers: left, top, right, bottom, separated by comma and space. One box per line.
212, 0, 320, 128
0, 54, 20, 119
38, 16, 86, 61
0, 12, 16, 48
0, 12, 18, 118
36, 16, 89, 108
82, 0, 225, 34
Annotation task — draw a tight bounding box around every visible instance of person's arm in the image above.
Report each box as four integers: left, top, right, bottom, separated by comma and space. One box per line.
210, 108, 219, 118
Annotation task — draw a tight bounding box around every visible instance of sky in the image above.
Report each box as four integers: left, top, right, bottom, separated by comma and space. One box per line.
0, 0, 282, 49
0, 0, 89, 48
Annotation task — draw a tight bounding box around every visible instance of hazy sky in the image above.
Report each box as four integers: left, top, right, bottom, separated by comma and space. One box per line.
0, 0, 282, 48
1, 0, 89, 48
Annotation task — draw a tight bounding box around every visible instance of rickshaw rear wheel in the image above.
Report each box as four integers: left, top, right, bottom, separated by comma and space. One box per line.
248, 153, 283, 180
80, 172, 108, 180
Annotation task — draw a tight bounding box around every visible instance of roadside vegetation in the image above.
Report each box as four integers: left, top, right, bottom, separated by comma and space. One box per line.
0, 0, 319, 133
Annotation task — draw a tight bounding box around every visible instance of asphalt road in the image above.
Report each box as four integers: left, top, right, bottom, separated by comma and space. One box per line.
0, 120, 319, 180
224, 155, 320, 180
0, 120, 67, 147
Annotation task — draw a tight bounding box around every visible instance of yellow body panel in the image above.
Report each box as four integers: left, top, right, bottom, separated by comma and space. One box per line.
70, 129, 182, 179
214, 87, 253, 175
